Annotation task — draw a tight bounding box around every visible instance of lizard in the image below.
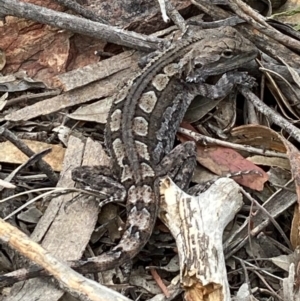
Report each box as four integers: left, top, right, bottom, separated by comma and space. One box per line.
0, 26, 258, 286
69, 26, 258, 273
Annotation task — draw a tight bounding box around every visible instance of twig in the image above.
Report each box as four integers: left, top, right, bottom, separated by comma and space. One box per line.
0, 148, 52, 192
227, 0, 300, 52
0, 218, 132, 301
239, 87, 300, 144
54, 0, 109, 24
0, 127, 58, 184
5, 90, 60, 108
150, 268, 170, 298
177, 127, 287, 159
224, 179, 296, 259
191, 0, 300, 68
0, 0, 167, 52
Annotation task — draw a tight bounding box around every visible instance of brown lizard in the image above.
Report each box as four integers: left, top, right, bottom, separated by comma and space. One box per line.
0, 26, 258, 286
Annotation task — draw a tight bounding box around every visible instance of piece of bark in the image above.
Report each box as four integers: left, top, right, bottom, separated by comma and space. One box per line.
159, 177, 243, 301
0, 128, 58, 184
0, 216, 133, 301
52, 50, 140, 91
0, 0, 166, 52
282, 263, 300, 300
5, 51, 140, 122
4, 136, 104, 301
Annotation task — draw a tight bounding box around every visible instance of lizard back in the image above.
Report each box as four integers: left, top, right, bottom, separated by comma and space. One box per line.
105, 26, 257, 186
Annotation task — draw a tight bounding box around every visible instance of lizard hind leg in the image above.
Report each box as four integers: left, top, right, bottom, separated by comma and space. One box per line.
71, 165, 127, 206
155, 141, 197, 191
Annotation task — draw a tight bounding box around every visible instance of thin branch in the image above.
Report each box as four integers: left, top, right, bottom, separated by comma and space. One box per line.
0, 0, 167, 52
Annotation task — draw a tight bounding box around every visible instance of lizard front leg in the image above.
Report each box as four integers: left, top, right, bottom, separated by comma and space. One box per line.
155, 141, 197, 191
72, 141, 197, 204
187, 71, 256, 97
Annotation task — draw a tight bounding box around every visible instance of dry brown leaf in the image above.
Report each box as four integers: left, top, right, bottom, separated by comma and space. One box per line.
247, 155, 290, 170
291, 204, 300, 249
195, 145, 267, 191
69, 97, 113, 124
279, 138, 300, 249
230, 124, 287, 153
243, 126, 300, 249
178, 124, 268, 191
270, 0, 300, 26
0, 139, 65, 171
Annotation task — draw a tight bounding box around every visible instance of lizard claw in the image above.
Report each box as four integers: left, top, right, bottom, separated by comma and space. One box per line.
241, 75, 257, 88
185, 75, 205, 83
225, 71, 257, 88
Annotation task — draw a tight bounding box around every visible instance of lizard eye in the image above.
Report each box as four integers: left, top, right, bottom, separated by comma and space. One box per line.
222, 49, 233, 58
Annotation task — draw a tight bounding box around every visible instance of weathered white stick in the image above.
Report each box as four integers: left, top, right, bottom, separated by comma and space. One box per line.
159, 177, 243, 301
157, 0, 169, 22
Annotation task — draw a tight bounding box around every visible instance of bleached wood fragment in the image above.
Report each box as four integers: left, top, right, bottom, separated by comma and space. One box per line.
157, 0, 169, 22
159, 177, 243, 301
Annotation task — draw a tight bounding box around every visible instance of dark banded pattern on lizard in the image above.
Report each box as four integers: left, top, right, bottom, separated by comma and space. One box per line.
71, 26, 258, 272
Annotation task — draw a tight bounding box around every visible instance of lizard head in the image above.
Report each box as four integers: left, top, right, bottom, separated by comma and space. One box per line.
179, 26, 258, 83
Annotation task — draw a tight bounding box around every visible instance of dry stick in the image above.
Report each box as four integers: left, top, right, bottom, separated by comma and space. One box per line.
54, 0, 109, 24
251, 270, 283, 300
177, 127, 287, 159
159, 176, 243, 300
188, 15, 244, 28
239, 87, 300, 143
227, 0, 300, 52
191, 0, 300, 68
0, 127, 58, 184
0, 0, 166, 52
233, 258, 283, 300
235, 257, 252, 297
0, 218, 132, 301
1, 148, 52, 193
224, 179, 296, 259
5, 90, 60, 108
164, 0, 187, 33
157, 0, 169, 22
150, 268, 170, 298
